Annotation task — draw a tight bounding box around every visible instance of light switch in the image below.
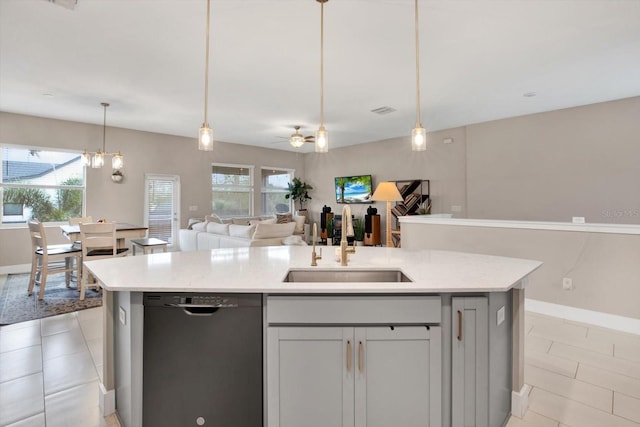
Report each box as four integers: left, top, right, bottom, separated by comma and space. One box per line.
497, 306, 505, 326
189, 205, 199, 212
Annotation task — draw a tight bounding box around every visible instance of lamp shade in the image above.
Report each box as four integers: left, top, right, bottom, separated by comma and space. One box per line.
371, 182, 403, 202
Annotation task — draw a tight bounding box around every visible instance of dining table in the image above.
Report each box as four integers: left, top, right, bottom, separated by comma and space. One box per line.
60, 223, 148, 249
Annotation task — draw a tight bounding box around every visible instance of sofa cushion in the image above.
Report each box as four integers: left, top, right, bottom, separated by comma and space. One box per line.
229, 224, 256, 238
282, 235, 308, 246
206, 222, 230, 235
253, 222, 296, 239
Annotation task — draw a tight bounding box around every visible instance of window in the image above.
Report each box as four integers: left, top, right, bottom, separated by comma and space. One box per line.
1, 146, 86, 225
261, 168, 293, 215
211, 163, 253, 217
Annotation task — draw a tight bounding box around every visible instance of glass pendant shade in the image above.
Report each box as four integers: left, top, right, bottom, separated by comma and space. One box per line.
92, 151, 105, 168
199, 124, 213, 151
411, 126, 426, 151
81, 151, 91, 166
315, 126, 328, 153
112, 152, 124, 170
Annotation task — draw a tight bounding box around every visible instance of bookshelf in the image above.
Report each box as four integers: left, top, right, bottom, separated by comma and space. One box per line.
390, 179, 430, 247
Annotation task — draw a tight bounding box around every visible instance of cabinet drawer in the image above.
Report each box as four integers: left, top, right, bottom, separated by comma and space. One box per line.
267, 295, 441, 325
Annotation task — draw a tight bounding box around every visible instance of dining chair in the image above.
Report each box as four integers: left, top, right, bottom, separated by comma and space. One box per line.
68, 216, 93, 225
28, 220, 82, 300
79, 222, 129, 300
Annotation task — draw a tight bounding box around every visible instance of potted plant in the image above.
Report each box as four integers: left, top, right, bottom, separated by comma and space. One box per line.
285, 177, 313, 219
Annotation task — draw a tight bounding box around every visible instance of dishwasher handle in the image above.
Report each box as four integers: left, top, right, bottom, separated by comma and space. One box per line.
180, 306, 221, 316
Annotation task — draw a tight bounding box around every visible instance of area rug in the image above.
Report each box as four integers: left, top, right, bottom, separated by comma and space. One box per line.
0, 273, 102, 325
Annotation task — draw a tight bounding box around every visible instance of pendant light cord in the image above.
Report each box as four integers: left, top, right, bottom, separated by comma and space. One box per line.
415, 0, 422, 127
203, 0, 211, 124
319, 0, 325, 127
102, 102, 108, 152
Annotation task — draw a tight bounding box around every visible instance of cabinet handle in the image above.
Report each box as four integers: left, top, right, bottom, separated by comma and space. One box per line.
346, 340, 352, 372
457, 310, 463, 341
358, 341, 364, 373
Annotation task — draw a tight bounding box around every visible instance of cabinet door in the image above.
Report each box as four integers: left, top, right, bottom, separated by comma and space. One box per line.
452, 297, 488, 427
354, 326, 441, 427
267, 327, 354, 427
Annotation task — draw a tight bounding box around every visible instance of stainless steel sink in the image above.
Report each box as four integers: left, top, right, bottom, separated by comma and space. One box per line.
283, 269, 412, 283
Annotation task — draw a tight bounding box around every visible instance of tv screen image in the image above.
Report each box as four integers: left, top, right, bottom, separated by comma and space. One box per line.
335, 175, 373, 204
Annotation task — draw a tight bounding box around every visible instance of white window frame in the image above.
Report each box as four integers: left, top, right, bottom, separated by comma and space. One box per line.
0, 144, 87, 228
260, 166, 294, 215
211, 162, 254, 218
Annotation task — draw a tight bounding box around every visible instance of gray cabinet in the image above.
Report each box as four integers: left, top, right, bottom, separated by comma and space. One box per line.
452, 297, 489, 427
267, 325, 441, 427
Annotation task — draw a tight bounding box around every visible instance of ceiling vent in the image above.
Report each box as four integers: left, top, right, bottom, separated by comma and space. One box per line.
370, 106, 397, 115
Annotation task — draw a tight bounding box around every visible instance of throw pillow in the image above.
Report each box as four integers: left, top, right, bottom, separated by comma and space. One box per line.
205, 214, 222, 224
191, 221, 208, 232
276, 213, 293, 224
249, 217, 277, 226
206, 222, 230, 235
229, 224, 256, 238
253, 222, 296, 239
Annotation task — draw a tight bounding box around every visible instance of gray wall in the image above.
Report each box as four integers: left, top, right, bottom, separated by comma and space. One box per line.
302, 127, 468, 235
0, 112, 304, 268
466, 96, 640, 224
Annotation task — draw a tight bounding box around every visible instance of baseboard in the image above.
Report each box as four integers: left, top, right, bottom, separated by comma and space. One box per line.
511, 383, 531, 418
526, 298, 640, 336
0, 264, 31, 275
99, 382, 115, 416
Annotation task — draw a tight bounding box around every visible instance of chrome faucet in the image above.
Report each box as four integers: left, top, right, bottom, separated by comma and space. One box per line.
311, 223, 322, 266
340, 205, 356, 266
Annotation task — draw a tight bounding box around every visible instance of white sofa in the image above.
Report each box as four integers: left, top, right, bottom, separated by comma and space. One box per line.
179, 215, 308, 251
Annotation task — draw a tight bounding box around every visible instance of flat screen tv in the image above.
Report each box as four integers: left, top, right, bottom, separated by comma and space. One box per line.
335, 175, 373, 204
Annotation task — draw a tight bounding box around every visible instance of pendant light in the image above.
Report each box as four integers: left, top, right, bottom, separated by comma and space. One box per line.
81, 102, 124, 170
315, 0, 329, 153
198, 0, 213, 151
411, 0, 426, 151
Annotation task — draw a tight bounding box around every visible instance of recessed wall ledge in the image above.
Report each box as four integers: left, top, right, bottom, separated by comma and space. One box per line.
398, 217, 640, 235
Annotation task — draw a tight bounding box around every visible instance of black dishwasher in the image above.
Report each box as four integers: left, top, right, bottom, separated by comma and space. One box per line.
143, 293, 262, 427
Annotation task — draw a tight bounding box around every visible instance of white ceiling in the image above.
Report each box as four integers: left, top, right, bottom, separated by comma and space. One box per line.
1, 0, 639, 152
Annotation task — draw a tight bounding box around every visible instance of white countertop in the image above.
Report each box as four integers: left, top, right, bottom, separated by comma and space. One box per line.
84, 246, 542, 294
399, 216, 640, 235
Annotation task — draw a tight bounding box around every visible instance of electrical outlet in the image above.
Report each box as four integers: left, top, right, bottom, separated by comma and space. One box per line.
189, 205, 198, 212
562, 277, 573, 290
119, 306, 127, 325
572, 217, 585, 224
497, 306, 505, 326
451, 205, 462, 212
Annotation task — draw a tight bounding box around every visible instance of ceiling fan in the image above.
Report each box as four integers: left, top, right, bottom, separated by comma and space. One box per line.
273, 126, 316, 148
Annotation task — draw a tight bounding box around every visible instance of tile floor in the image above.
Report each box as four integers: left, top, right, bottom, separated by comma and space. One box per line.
1, 306, 639, 426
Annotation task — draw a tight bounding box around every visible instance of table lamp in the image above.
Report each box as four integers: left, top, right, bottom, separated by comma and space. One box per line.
371, 182, 403, 247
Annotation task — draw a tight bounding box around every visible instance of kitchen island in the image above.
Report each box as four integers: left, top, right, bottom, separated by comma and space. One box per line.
86, 246, 541, 427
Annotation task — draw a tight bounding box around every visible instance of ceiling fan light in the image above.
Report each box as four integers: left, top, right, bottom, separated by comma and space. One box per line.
315, 126, 328, 153
290, 133, 305, 148
411, 126, 426, 151
199, 124, 213, 151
